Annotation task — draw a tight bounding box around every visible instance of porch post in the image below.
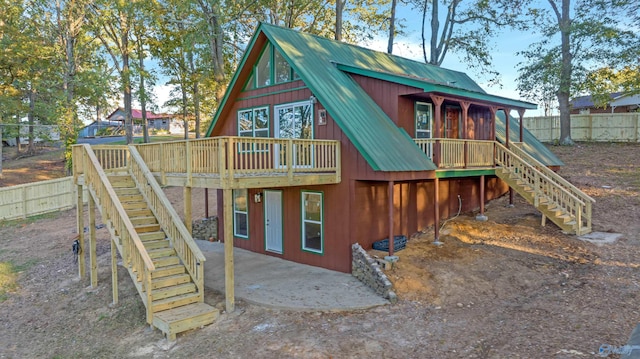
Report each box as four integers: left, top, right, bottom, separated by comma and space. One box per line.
460, 101, 471, 168
388, 181, 395, 256
76, 185, 85, 279
489, 106, 497, 141
430, 95, 445, 167
223, 189, 235, 313
476, 175, 488, 221
111, 238, 118, 305
433, 177, 441, 245
88, 194, 97, 288
184, 186, 192, 233
518, 109, 526, 143
504, 108, 511, 148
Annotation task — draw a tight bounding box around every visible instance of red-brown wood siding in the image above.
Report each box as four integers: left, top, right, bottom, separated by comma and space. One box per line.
353, 177, 509, 250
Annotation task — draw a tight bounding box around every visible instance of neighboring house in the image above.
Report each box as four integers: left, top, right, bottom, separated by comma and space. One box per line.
78, 120, 122, 138
106, 108, 179, 133
205, 23, 574, 273
570, 92, 640, 114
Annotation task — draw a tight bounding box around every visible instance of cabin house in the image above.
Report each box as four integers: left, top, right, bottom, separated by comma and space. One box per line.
72, 24, 594, 339
205, 23, 592, 273
106, 108, 179, 134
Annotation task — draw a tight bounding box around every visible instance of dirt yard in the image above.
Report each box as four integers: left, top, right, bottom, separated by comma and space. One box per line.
1, 142, 639, 358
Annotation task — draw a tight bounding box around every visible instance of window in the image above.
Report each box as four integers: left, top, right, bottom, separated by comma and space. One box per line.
233, 189, 248, 238
238, 107, 269, 138
301, 191, 323, 253
415, 102, 432, 139
256, 44, 272, 87
245, 44, 299, 89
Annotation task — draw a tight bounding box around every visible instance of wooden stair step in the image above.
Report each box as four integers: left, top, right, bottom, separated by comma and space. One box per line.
115, 188, 140, 196
143, 239, 171, 250
152, 273, 192, 290
135, 223, 161, 233
118, 194, 145, 202
152, 283, 196, 301
127, 208, 154, 218
129, 216, 158, 226
152, 264, 186, 279
152, 302, 219, 341
153, 255, 181, 268
123, 202, 149, 210
148, 247, 176, 259
139, 231, 166, 241
152, 292, 201, 312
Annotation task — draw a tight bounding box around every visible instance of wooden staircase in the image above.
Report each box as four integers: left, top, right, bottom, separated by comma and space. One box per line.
107, 172, 218, 340
494, 143, 594, 235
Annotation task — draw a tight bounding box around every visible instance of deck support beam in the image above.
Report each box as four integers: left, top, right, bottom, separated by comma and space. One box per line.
76, 185, 85, 279
184, 186, 192, 234
88, 194, 97, 288
111, 238, 118, 305
430, 95, 445, 166
504, 108, 511, 148
433, 177, 441, 245
223, 189, 235, 313
476, 175, 488, 221
388, 181, 395, 256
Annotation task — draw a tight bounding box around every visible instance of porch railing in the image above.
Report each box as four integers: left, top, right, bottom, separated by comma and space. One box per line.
414, 138, 495, 168
135, 136, 341, 186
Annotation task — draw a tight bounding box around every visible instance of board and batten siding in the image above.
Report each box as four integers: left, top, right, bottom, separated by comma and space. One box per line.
0, 177, 87, 221
523, 113, 640, 142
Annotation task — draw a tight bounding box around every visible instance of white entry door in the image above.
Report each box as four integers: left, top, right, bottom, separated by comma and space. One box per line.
264, 190, 283, 254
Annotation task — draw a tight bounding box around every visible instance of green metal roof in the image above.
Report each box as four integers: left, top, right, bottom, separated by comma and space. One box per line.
206, 23, 545, 171
495, 112, 564, 167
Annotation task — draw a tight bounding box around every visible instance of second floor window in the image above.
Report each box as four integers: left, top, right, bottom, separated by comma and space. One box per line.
238, 107, 269, 138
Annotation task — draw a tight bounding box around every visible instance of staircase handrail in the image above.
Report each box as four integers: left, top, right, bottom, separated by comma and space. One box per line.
507, 143, 595, 205
79, 144, 156, 270
128, 146, 206, 297
494, 142, 585, 207
495, 142, 593, 234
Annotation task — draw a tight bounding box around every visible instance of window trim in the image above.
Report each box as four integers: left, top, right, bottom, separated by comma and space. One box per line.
245, 44, 300, 90
301, 190, 324, 255
233, 189, 249, 239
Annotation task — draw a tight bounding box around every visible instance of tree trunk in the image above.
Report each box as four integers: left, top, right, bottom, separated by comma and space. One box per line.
387, 0, 397, 54
0, 116, 3, 178
138, 38, 150, 143
429, 0, 439, 65
121, 13, 133, 144
27, 88, 36, 154
335, 0, 344, 41
182, 85, 188, 140
557, 0, 573, 145
188, 50, 201, 139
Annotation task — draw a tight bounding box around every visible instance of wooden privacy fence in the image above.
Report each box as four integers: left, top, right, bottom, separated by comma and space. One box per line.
0, 177, 87, 221
524, 113, 640, 142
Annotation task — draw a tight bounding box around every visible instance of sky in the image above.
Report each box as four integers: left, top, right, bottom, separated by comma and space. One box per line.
150, 2, 550, 117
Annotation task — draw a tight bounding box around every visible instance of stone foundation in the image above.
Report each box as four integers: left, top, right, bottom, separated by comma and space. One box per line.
351, 243, 397, 303
191, 217, 218, 241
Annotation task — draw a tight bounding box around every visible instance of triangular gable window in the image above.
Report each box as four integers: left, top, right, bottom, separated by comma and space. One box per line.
245, 43, 299, 90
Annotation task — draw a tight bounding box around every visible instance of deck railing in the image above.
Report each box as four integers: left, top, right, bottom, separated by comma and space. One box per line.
135, 136, 340, 186
75, 144, 155, 322
128, 146, 206, 300
494, 142, 592, 234
505, 142, 594, 233
414, 138, 495, 168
